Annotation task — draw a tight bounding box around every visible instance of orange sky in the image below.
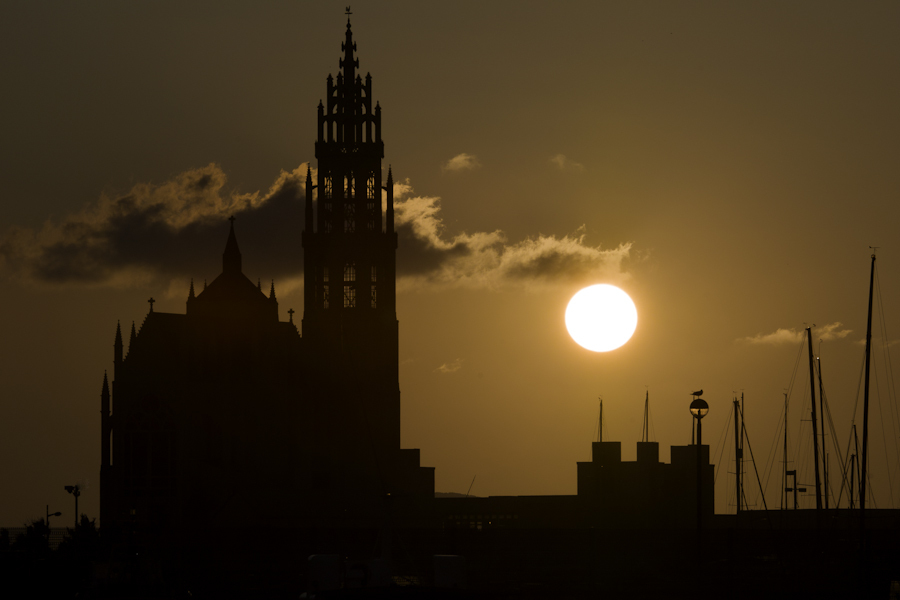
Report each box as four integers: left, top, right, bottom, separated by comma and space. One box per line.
2, 1, 900, 524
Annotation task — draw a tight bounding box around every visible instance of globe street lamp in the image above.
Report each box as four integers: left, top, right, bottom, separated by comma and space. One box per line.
690, 394, 709, 537
690, 398, 709, 446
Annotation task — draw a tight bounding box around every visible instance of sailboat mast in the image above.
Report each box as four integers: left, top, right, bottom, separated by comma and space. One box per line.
734, 397, 742, 515
783, 392, 788, 511
806, 327, 823, 510
861, 252, 876, 513
817, 354, 828, 509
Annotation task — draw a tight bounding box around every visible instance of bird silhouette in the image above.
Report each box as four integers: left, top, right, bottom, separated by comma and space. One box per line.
690, 389, 703, 397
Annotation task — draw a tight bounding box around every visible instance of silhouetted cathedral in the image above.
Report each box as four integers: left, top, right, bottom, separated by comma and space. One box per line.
100, 20, 432, 537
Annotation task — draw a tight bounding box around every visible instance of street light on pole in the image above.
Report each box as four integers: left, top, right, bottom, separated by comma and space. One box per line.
45, 505, 62, 542
64, 485, 81, 528
690, 394, 709, 535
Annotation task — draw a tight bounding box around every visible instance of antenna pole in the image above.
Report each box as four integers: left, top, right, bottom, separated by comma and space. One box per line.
806, 326, 823, 510
597, 397, 603, 443
643, 391, 649, 443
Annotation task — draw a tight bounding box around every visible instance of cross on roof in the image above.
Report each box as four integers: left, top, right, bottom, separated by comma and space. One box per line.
228, 215, 236, 224
148, 297, 155, 312
345, 6, 352, 18
288, 308, 295, 323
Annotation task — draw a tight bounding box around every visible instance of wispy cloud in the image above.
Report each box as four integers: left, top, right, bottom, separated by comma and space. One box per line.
738, 322, 852, 345
435, 358, 463, 374
817, 322, 852, 341
550, 154, 584, 172
854, 337, 900, 347
442, 153, 481, 172
393, 181, 632, 290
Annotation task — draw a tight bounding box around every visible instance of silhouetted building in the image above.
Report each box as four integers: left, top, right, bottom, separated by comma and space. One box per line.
437, 440, 714, 530
100, 21, 433, 537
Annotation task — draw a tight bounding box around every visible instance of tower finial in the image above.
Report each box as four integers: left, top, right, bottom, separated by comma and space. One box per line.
188, 278, 195, 300
340, 7, 359, 82
269, 280, 277, 300
223, 217, 242, 274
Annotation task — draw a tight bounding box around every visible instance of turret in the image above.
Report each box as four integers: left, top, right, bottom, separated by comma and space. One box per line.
187, 278, 196, 311
306, 165, 314, 234
100, 372, 111, 469
113, 321, 123, 369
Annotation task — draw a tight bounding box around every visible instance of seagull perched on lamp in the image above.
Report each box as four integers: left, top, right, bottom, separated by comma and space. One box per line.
690, 389, 703, 397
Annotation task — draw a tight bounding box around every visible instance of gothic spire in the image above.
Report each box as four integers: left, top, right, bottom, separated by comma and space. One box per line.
269, 280, 277, 300
101, 371, 110, 399
305, 165, 314, 234
188, 278, 195, 300
114, 321, 123, 366
340, 8, 358, 84
223, 215, 242, 274
129, 321, 136, 349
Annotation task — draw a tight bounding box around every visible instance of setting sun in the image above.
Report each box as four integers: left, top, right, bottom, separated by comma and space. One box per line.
565, 284, 638, 352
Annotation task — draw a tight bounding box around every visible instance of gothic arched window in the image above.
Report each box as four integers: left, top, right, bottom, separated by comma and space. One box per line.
343, 263, 356, 308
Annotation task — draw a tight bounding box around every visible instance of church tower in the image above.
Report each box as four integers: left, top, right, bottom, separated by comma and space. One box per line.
300, 15, 425, 500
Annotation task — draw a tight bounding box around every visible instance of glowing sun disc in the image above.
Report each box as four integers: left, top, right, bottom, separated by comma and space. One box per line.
565, 284, 638, 352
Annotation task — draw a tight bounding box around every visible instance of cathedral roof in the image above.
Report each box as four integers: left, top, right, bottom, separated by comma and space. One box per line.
188, 220, 278, 322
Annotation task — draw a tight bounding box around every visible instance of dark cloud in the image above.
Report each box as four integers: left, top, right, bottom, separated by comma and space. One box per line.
0, 164, 306, 286
0, 166, 633, 291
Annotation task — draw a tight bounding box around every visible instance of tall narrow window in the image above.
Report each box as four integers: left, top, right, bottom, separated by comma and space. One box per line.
343, 263, 356, 308
370, 285, 377, 308
344, 202, 356, 233
366, 176, 377, 231
323, 174, 333, 234
344, 286, 356, 308
370, 266, 377, 282
345, 175, 354, 198
322, 285, 329, 309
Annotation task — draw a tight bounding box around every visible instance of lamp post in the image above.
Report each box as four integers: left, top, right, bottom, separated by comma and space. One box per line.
45, 505, 62, 542
690, 396, 709, 535
64, 485, 81, 528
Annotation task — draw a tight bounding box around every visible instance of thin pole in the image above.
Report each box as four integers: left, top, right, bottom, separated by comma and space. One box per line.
807, 327, 823, 510
853, 424, 861, 506
817, 355, 828, 509
734, 397, 740, 512
783, 392, 788, 511
861, 253, 876, 515
643, 391, 649, 443
696, 415, 703, 533
597, 397, 603, 443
